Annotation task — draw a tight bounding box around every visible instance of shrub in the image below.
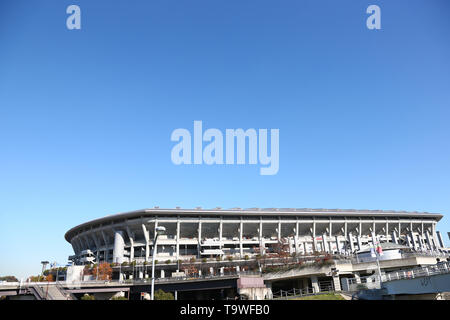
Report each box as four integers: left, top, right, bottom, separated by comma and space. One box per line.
244, 255, 249, 260
227, 256, 233, 262
165, 260, 171, 264
81, 294, 95, 300
154, 289, 174, 300
216, 256, 222, 261
190, 257, 196, 263
202, 258, 207, 263
111, 296, 128, 300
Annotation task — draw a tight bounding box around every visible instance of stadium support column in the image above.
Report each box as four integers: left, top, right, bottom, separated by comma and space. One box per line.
406, 233, 412, 248
113, 230, 125, 264
335, 236, 340, 254
425, 231, 433, 251
312, 220, 317, 252
322, 233, 329, 253
385, 220, 389, 240
348, 232, 354, 253
141, 224, 150, 262
239, 218, 243, 258
126, 226, 135, 262
176, 220, 180, 261
92, 233, 101, 263
310, 276, 320, 293
333, 274, 341, 292
329, 220, 332, 253
198, 221, 202, 259
391, 230, 398, 244
418, 234, 426, 251
357, 221, 362, 251
372, 220, 376, 240
356, 224, 362, 252
409, 231, 416, 250
344, 220, 348, 238
436, 231, 445, 249
219, 218, 223, 252
259, 219, 264, 255
101, 231, 109, 263
277, 220, 281, 240
432, 223, 440, 249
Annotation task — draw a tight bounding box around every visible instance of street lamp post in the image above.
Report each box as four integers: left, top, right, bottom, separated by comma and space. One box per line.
151, 226, 166, 300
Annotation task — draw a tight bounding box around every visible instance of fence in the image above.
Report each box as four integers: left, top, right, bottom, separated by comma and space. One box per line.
342, 261, 450, 292
272, 281, 334, 300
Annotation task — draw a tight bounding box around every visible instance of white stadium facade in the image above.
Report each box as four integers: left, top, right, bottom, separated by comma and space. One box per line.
65, 207, 448, 265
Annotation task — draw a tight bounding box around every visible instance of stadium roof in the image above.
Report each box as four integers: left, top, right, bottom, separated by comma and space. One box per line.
65, 207, 443, 242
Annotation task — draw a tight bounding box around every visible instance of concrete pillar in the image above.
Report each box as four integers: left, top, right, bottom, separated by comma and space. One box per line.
311, 276, 319, 293
101, 231, 110, 262
436, 231, 445, 249
126, 227, 135, 262
259, 220, 264, 255
357, 235, 362, 251
406, 233, 412, 248
409, 231, 417, 250
92, 233, 101, 263
348, 232, 355, 253
277, 220, 281, 240
198, 221, 202, 259
239, 219, 243, 257
322, 234, 329, 253
333, 275, 341, 291
113, 230, 125, 264
160, 270, 165, 279
312, 221, 317, 252
425, 231, 433, 251
141, 224, 150, 262
418, 234, 426, 251
344, 221, 348, 239
392, 231, 398, 244
354, 272, 361, 284
176, 220, 180, 260
386, 221, 389, 239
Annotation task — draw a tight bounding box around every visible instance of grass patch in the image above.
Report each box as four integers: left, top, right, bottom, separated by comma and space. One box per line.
293, 293, 345, 300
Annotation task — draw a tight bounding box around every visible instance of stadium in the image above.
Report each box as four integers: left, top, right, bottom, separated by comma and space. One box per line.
65, 207, 447, 266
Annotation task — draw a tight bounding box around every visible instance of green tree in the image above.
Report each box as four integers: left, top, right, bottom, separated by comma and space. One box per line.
154, 289, 174, 300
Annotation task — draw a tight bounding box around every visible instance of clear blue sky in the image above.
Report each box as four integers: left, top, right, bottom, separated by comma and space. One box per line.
1, 0, 449, 279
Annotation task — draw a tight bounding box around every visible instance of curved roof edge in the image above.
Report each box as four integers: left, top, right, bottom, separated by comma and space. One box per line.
64, 207, 444, 243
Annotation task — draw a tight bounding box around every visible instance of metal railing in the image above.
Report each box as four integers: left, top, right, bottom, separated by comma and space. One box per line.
345, 261, 450, 292
272, 283, 334, 300
381, 261, 450, 283
122, 270, 262, 284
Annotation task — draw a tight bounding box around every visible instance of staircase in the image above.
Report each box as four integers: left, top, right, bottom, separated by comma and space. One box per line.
32, 284, 75, 300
